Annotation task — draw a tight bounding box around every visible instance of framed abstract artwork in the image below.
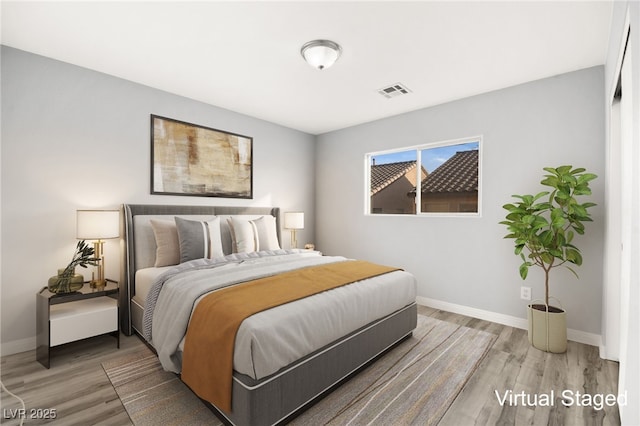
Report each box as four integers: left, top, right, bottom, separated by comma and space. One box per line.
151, 115, 253, 198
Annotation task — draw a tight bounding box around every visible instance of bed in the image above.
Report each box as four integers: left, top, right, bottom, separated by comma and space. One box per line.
120, 204, 417, 426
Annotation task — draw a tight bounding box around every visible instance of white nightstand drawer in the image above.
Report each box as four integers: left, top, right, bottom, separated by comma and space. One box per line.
50, 297, 118, 346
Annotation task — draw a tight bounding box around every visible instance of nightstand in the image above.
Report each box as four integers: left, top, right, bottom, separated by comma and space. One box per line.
36, 279, 119, 368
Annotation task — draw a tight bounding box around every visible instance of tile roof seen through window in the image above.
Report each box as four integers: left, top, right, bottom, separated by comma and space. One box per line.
370, 160, 417, 195
421, 150, 479, 193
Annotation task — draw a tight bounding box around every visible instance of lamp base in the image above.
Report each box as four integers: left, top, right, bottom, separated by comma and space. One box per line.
91, 240, 106, 289
90, 279, 106, 289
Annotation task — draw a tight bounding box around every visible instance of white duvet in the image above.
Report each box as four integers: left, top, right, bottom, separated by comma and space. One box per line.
144, 251, 417, 380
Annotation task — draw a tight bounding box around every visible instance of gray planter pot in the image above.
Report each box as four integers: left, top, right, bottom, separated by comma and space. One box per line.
527, 303, 567, 353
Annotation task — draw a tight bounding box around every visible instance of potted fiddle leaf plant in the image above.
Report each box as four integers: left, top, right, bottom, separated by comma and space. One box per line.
500, 165, 597, 353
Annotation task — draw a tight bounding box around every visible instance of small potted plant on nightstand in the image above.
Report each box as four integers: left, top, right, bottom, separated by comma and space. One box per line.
48, 240, 99, 294
500, 165, 597, 353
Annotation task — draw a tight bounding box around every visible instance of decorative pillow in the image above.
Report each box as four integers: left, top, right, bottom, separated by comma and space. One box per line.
251, 215, 280, 251
150, 219, 180, 267
228, 216, 280, 253
227, 217, 258, 253
175, 217, 224, 263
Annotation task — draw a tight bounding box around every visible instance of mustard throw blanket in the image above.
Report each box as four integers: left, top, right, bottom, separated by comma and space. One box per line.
181, 260, 400, 412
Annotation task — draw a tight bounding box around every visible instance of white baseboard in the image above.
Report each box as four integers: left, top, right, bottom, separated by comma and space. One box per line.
1, 336, 36, 357
416, 296, 602, 348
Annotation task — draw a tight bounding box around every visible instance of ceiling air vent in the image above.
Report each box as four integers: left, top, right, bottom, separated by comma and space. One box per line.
378, 83, 412, 99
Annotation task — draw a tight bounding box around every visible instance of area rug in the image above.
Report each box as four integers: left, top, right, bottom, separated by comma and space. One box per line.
101, 348, 217, 425
103, 315, 495, 425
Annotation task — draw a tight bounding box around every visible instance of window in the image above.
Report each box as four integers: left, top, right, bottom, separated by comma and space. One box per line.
366, 137, 481, 216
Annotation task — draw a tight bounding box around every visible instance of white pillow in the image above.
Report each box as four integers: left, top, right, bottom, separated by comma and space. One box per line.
228, 216, 280, 253
251, 215, 281, 251
228, 218, 258, 253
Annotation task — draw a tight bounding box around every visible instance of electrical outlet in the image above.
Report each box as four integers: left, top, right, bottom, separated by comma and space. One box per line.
520, 286, 531, 300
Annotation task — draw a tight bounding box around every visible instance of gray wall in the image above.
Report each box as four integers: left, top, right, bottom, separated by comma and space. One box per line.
1, 46, 316, 353
316, 67, 605, 334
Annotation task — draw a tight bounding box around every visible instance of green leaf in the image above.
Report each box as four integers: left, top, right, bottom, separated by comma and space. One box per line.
505, 212, 523, 221
540, 252, 554, 264
550, 208, 563, 221
572, 204, 588, 217
572, 221, 585, 234
565, 248, 583, 265
519, 263, 529, 280
564, 174, 578, 185
541, 176, 560, 188
574, 186, 592, 196
556, 165, 573, 175
577, 173, 598, 184
567, 230, 575, 244
521, 195, 534, 206
539, 230, 554, 245
533, 191, 550, 201
565, 265, 580, 279
556, 187, 571, 199
531, 217, 548, 230
551, 247, 566, 257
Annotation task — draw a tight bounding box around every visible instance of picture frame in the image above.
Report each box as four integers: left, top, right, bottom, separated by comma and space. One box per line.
150, 115, 253, 198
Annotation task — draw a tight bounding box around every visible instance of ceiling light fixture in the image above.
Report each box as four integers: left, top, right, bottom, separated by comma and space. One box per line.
300, 39, 342, 70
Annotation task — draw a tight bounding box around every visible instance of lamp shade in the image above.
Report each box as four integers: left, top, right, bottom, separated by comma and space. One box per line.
77, 210, 120, 240
300, 40, 341, 70
284, 212, 304, 230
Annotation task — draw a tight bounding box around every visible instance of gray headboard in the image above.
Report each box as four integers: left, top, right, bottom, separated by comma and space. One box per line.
120, 204, 280, 335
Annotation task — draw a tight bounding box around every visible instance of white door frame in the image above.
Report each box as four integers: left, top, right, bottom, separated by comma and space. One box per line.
602, 10, 631, 363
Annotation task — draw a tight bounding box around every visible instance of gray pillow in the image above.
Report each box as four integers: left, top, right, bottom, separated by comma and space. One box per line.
175, 216, 224, 263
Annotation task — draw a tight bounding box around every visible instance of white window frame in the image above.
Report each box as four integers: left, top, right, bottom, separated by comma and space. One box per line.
364, 135, 483, 217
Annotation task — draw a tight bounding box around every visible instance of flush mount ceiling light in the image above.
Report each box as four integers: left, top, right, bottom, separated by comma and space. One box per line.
300, 39, 342, 70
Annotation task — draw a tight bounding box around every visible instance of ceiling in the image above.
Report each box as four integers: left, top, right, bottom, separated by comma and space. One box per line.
1, 1, 613, 135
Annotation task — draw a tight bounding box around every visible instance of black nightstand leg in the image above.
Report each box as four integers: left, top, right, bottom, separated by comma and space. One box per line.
36, 293, 50, 368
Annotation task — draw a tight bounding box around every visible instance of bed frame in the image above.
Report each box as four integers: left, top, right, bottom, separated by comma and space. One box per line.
120, 203, 417, 426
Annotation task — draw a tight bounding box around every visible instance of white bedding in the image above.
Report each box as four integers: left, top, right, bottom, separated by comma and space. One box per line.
145, 251, 417, 380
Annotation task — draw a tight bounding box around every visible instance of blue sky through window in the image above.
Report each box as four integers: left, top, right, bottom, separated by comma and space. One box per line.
372, 141, 479, 173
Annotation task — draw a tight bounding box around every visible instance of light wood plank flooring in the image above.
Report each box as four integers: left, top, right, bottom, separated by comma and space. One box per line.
1, 306, 620, 425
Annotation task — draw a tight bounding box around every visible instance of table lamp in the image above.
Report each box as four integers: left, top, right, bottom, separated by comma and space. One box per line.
284, 212, 304, 249
76, 210, 119, 288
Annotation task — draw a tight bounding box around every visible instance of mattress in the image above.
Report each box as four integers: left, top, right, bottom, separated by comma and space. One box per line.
133, 266, 172, 305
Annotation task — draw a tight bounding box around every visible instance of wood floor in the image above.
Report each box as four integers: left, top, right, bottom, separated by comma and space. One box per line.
1, 306, 620, 425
